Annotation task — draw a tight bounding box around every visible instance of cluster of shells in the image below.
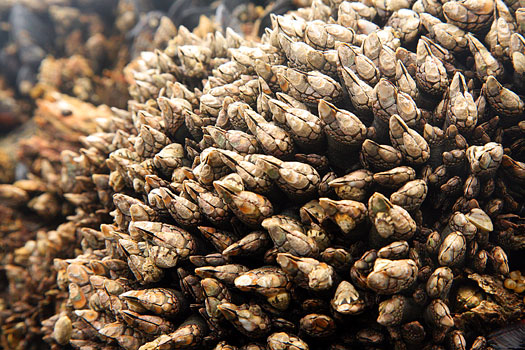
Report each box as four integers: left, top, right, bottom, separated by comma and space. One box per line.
14, 0, 525, 349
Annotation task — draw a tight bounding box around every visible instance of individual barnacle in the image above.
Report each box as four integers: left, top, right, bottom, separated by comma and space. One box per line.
485, 0, 515, 59
490, 246, 510, 275
204, 126, 261, 156
220, 154, 274, 194
235, 266, 291, 310
360, 139, 403, 171
400, 320, 426, 345
234, 266, 290, 295
197, 147, 235, 183
396, 90, 422, 129
437, 231, 467, 267
387, 9, 421, 44
319, 198, 368, 236
395, 60, 419, 102
467, 33, 505, 81
197, 226, 238, 253
279, 33, 338, 78
163, 190, 203, 227
153, 143, 186, 177
426, 267, 454, 299
268, 98, 324, 150
255, 156, 321, 201
262, 215, 320, 258
121, 288, 188, 317
331, 280, 366, 315
368, 192, 417, 241
377, 294, 419, 327
218, 302, 272, 338
420, 13, 469, 53
362, 29, 401, 65
509, 33, 525, 87
190, 253, 229, 267
201, 277, 232, 323
276, 253, 335, 291
337, 64, 374, 115
389, 115, 430, 165
129, 220, 197, 258
366, 258, 418, 294
272, 14, 306, 40
183, 181, 232, 226
304, 21, 356, 50
244, 108, 295, 159
277, 67, 343, 106
371, 78, 400, 130
213, 177, 274, 227
127, 254, 164, 285
420, 35, 457, 75
195, 264, 250, 286
299, 314, 336, 337
321, 247, 352, 271
138, 315, 207, 350
350, 249, 377, 288
390, 179, 428, 211
267, 332, 309, 350
318, 99, 369, 169
52, 315, 72, 345
424, 299, 454, 337
328, 169, 374, 202
443, 0, 494, 33
445, 72, 478, 133
500, 155, 525, 185
466, 143, 504, 178
222, 231, 270, 258
338, 42, 380, 86
121, 310, 174, 336
294, 153, 329, 174
483, 76, 525, 119
415, 39, 449, 95
377, 241, 410, 259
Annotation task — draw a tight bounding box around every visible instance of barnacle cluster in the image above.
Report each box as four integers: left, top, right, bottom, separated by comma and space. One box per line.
1, 0, 525, 349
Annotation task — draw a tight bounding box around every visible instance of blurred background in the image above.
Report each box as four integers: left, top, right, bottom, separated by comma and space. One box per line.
0, 0, 299, 136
